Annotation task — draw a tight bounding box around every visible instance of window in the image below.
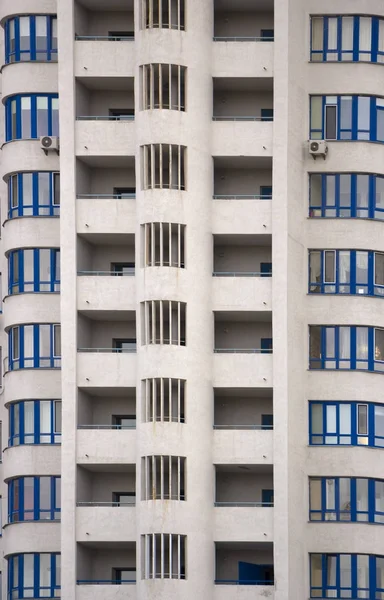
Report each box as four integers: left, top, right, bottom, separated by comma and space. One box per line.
113, 339, 137, 352
4, 15, 58, 63
142, 0, 185, 30
310, 95, 384, 142
141, 64, 186, 111
262, 489, 274, 506
9, 400, 61, 446
309, 250, 384, 296
309, 326, 384, 372
111, 263, 135, 275
141, 144, 186, 190
8, 554, 60, 598
260, 262, 272, 277
142, 378, 186, 423
310, 477, 384, 523
309, 401, 384, 447
112, 492, 136, 506
9, 249, 60, 294
261, 414, 273, 430
8, 324, 61, 370
143, 223, 185, 267
309, 172, 384, 219
112, 415, 136, 429
8, 476, 60, 522
311, 15, 384, 63
108, 31, 134, 39
261, 338, 273, 353
141, 301, 186, 345
113, 187, 135, 198
141, 534, 186, 579
260, 186, 272, 199
112, 568, 136, 583
310, 554, 384, 599
261, 108, 273, 122
142, 456, 186, 500
109, 108, 134, 119
5, 95, 59, 141
8, 172, 60, 218
261, 29, 274, 41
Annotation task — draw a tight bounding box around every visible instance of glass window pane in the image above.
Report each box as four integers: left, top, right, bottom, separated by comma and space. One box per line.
327, 555, 337, 586
37, 96, 49, 136
23, 554, 34, 587
23, 478, 34, 518
359, 17, 372, 52
376, 557, 384, 591
38, 173, 50, 213
21, 97, 31, 138
53, 174, 60, 205
54, 326, 61, 356
310, 174, 322, 209
309, 252, 321, 289
55, 479, 61, 508
310, 479, 321, 512
339, 251, 350, 285
36, 16, 48, 59
339, 479, 351, 517
24, 401, 34, 436
24, 325, 34, 360
378, 109, 384, 142
40, 401, 50, 434
39, 326, 50, 357
12, 327, 19, 359
339, 327, 350, 359
339, 554, 351, 588
358, 405, 368, 435
356, 327, 369, 359
375, 253, 384, 285
40, 554, 51, 588
311, 97, 323, 136
356, 479, 369, 517
339, 404, 351, 434
310, 326, 321, 359
324, 251, 335, 282
19, 16, 30, 53
340, 97, 352, 130
341, 17, 353, 52
39, 250, 51, 289
54, 401, 62, 433
56, 555, 61, 586
326, 405, 337, 432
376, 176, 384, 216
51, 19, 58, 51
23, 249, 34, 290
339, 174, 351, 209
40, 477, 51, 511
52, 99, 59, 136
11, 175, 19, 208
325, 104, 337, 139
325, 328, 335, 357
311, 18, 323, 53
375, 328, 384, 361
375, 405, 384, 439
356, 251, 368, 285
311, 405, 323, 435
311, 555, 322, 590
22, 173, 33, 208
328, 18, 338, 49
358, 96, 371, 135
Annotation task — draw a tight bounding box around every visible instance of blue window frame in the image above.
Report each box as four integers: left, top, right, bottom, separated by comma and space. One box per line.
8, 477, 61, 523
309, 477, 384, 523
310, 95, 384, 142
310, 553, 384, 599
4, 15, 58, 64
309, 325, 384, 372
311, 15, 384, 63
309, 173, 384, 219
309, 401, 384, 448
5, 94, 59, 141
8, 553, 60, 599
9, 324, 61, 370
8, 249, 60, 294
8, 172, 60, 218
309, 249, 384, 296
9, 400, 62, 446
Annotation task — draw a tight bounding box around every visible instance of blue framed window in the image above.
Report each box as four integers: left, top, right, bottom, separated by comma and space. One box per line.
261, 108, 273, 122
309, 477, 384, 523
310, 95, 384, 142
309, 325, 384, 372
309, 249, 384, 296
260, 186, 272, 199
5, 94, 59, 141
8, 477, 60, 523
309, 401, 384, 447
311, 15, 384, 63
4, 15, 57, 64
8, 249, 60, 294
309, 173, 384, 219
9, 324, 61, 370
260, 29, 274, 41
8, 553, 60, 599
310, 553, 384, 599
8, 172, 60, 219
9, 400, 62, 446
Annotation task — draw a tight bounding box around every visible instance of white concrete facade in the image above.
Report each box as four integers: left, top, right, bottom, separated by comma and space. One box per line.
0, 0, 383, 598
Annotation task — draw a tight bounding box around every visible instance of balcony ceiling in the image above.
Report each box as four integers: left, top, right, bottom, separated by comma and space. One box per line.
214, 387, 273, 398
215, 0, 273, 12
214, 77, 273, 92
77, 0, 133, 10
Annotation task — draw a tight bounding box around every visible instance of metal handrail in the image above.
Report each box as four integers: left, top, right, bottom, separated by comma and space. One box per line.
76, 115, 134, 121
77, 424, 136, 430
214, 348, 272, 354
213, 36, 274, 42
213, 424, 273, 430
78, 347, 136, 353
212, 271, 271, 277
77, 580, 136, 584
77, 193, 136, 199
213, 194, 272, 200
213, 116, 273, 121
215, 579, 274, 585
76, 501, 135, 507
75, 36, 134, 41
214, 502, 274, 507
77, 270, 135, 276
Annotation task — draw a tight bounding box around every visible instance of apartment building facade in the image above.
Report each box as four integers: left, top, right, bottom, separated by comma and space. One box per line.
0, 0, 383, 598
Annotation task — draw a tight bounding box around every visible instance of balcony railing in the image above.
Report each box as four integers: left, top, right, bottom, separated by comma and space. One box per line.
78, 347, 137, 353
213, 116, 273, 122
212, 271, 271, 277
213, 194, 272, 200
215, 579, 274, 585
214, 502, 273, 507
213, 36, 274, 42
76, 193, 136, 199
214, 348, 272, 354
77, 271, 135, 276
77, 424, 136, 430
76, 501, 135, 507
75, 35, 134, 41
76, 116, 135, 121
213, 424, 273, 430
77, 580, 136, 585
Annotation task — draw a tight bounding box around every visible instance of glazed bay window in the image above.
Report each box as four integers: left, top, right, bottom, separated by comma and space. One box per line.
309, 325, 384, 371
9, 324, 61, 370
4, 15, 58, 64
8, 172, 60, 218
8, 553, 60, 599
309, 401, 384, 447
309, 477, 384, 523
5, 94, 59, 141
309, 250, 384, 296
310, 554, 384, 599
8, 476, 60, 522
310, 95, 384, 142
309, 173, 384, 219
311, 15, 384, 63
9, 400, 61, 446
8, 249, 60, 294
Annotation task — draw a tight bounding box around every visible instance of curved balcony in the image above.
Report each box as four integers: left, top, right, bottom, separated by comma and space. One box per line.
4, 368, 61, 404
3, 444, 60, 481
3, 293, 60, 330
2, 216, 59, 254
1, 140, 59, 178
3, 521, 60, 556
1, 62, 58, 101
0, 0, 56, 23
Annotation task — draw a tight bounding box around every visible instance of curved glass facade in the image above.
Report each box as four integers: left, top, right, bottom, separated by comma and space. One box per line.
8, 553, 60, 598
9, 324, 61, 370
4, 15, 57, 64
8, 172, 60, 218
5, 94, 59, 141
310, 554, 384, 598
8, 476, 60, 522
8, 249, 60, 294
8, 400, 61, 446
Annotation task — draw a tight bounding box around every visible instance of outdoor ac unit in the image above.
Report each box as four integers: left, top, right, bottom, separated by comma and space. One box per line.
40, 136, 59, 152
309, 140, 328, 159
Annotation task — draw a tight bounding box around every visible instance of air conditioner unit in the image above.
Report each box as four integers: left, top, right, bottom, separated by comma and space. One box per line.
309, 139, 328, 159
40, 136, 59, 153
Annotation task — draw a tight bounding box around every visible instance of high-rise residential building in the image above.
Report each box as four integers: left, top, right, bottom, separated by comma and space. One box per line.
0, 0, 384, 599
